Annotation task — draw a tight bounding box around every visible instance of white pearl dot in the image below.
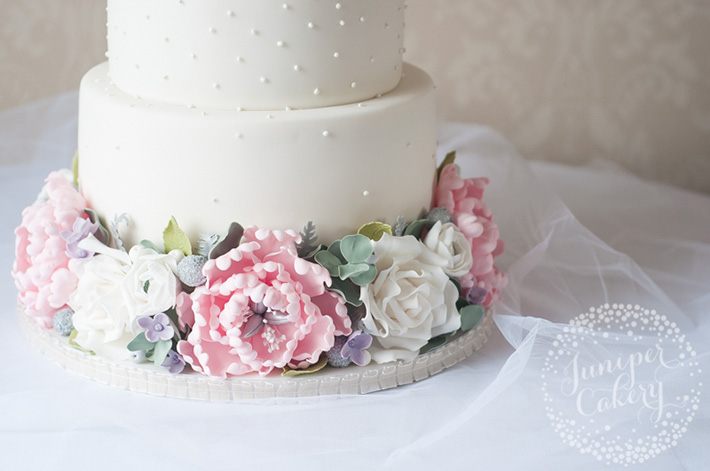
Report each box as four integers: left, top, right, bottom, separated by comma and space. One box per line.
260, 76, 268, 83
339, 20, 345, 26
209, 27, 217, 34
333, 52, 340, 58
276, 40, 285, 47
236, 133, 243, 139
191, 53, 197, 59
335, 3, 342, 9
282, 3, 289, 9
213, 83, 220, 89
360, 17, 365, 22
236, 56, 243, 63
322, 130, 330, 137
163, 75, 169, 80
251, 29, 259, 35
363, 191, 370, 196
307, 22, 315, 29
351, 82, 357, 88
267, 114, 274, 119
293, 64, 301, 71
313, 88, 321, 95
227, 10, 235, 17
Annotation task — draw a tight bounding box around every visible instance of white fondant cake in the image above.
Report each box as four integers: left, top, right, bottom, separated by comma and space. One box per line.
79, 62, 436, 246
107, 0, 405, 110
13, 0, 507, 390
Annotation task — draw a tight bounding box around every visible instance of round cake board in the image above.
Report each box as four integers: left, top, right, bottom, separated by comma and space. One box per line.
18, 310, 494, 401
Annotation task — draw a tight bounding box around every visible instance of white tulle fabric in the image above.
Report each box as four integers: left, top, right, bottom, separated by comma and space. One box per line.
0, 93, 708, 471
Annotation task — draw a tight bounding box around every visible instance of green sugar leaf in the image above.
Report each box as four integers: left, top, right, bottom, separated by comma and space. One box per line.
419, 335, 448, 354
140, 239, 161, 253
326, 240, 347, 264
460, 304, 485, 331
72, 150, 79, 188
163, 216, 192, 256
349, 264, 377, 286
358, 222, 392, 242
403, 219, 429, 239
436, 151, 457, 181
127, 331, 154, 351
338, 262, 370, 281
151, 339, 172, 366
315, 250, 341, 277
339, 234, 374, 263
68, 329, 95, 355
331, 278, 362, 307
282, 355, 328, 377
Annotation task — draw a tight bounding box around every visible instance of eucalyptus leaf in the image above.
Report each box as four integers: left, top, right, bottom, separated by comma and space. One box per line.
357, 222, 392, 241
460, 304, 485, 331
326, 240, 346, 264
282, 355, 329, 377
339, 234, 373, 264
419, 335, 448, 354
403, 219, 429, 239
456, 296, 469, 311
338, 262, 370, 281
394, 215, 407, 237
331, 278, 362, 307
449, 277, 462, 294
72, 150, 79, 188
436, 151, 457, 181
349, 264, 377, 287
68, 329, 95, 355
315, 250, 341, 277
209, 222, 244, 259
151, 339, 172, 366
163, 216, 192, 256
127, 332, 154, 351
140, 239, 162, 253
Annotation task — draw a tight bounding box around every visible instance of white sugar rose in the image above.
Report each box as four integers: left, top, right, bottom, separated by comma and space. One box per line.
360, 234, 461, 364
69, 238, 183, 361
423, 221, 473, 277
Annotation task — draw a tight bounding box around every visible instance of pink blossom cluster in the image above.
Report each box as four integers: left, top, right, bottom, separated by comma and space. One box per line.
12, 173, 88, 327
177, 227, 352, 378
434, 164, 507, 306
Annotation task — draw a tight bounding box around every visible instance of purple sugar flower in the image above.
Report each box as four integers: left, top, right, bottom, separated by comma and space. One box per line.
341, 330, 372, 366
60, 216, 100, 259
161, 350, 186, 374
137, 312, 175, 342
465, 286, 488, 306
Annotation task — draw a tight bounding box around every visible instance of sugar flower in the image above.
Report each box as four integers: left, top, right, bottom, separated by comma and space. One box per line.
137, 312, 175, 343
13, 171, 88, 328
340, 330, 372, 366
161, 350, 186, 374
434, 164, 506, 306
177, 226, 352, 378
422, 221, 473, 277
69, 238, 183, 361
60, 216, 99, 259
360, 234, 461, 364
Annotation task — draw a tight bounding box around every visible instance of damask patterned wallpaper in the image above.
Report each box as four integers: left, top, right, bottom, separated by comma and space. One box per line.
1, 0, 709, 193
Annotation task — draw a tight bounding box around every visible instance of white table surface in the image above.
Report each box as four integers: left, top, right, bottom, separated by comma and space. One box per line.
1, 93, 708, 471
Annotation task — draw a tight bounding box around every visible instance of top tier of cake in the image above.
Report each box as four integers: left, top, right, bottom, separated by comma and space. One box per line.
107, 0, 406, 111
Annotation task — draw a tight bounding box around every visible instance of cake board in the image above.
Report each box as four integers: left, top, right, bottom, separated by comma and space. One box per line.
18, 308, 494, 401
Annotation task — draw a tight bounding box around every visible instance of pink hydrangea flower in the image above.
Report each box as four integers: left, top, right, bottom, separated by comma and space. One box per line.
13, 172, 88, 328
434, 164, 506, 307
177, 227, 352, 378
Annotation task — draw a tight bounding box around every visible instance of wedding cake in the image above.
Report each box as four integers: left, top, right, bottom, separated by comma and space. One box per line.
13, 0, 506, 397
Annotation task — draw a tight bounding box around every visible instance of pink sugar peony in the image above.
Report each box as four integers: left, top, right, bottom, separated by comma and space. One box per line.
177, 227, 351, 378
435, 164, 506, 307
13, 172, 88, 327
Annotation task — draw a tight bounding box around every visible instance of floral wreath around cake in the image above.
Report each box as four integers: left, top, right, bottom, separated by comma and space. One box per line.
13, 152, 506, 379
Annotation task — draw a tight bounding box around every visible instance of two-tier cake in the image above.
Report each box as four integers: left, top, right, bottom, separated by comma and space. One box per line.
13, 0, 506, 398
